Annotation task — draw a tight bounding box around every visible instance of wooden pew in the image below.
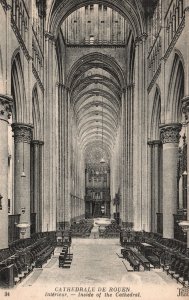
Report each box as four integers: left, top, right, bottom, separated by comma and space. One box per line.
121, 248, 140, 271
127, 255, 140, 271
59, 246, 69, 268
0, 264, 14, 288
35, 246, 54, 268
132, 251, 151, 271
147, 255, 160, 268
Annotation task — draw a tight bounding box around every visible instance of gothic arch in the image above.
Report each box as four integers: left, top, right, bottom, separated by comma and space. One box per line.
11, 52, 26, 123
47, 0, 145, 39
166, 53, 184, 123
55, 31, 65, 84
66, 52, 123, 157
66, 52, 126, 89
127, 33, 135, 84
150, 86, 161, 140
32, 84, 41, 140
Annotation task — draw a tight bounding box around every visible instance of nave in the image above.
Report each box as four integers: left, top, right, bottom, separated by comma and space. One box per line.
1, 1, 189, 299
3, 236, 183, 300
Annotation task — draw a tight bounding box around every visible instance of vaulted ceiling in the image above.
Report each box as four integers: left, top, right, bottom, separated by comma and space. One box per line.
68, 53, 124, 165
53, 1, 140, 166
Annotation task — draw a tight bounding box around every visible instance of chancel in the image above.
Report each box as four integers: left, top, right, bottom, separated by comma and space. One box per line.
0, 0, 189, 296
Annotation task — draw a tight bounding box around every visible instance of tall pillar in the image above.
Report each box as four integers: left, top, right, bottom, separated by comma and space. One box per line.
74, 196, 76, 220
133, 34, 148, 231
71, 195, 73, 221
32, 140, 43, 232
160, 123, 181, 239
148, 140, 162, 232
12, 123, 33, 238
182, 97, 189, 248
65, 87, 71, 226
121, 88, 128, 226
0, 95, 12, 249
38, 141, 43, 231
43, 33, 58, 232
126, 83, 134, 227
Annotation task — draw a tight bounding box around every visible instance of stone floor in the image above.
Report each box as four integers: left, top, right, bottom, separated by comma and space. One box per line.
3, 238, 186, 300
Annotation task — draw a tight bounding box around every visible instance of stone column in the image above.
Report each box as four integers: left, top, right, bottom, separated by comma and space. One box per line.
43, 33, 58, 232
126, 83, 134, 227
65, 88, 71, 226
160, 123, 181, 239
120, 88, 127, 227
76, 197, 78, 219
12, 123, 33, 238
32, 140, 41, 232
71, 195, 73, 221
148, 140, 162, 232
74, 196, 76, 220
0, 95, 12, 249
77, 197, 79, 218
133, 34, 148, 231
182, 97, 189, 248
38, 141, 44, 231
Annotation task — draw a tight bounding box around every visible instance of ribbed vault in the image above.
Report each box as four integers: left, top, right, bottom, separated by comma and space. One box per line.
48, 0, 145, 38
50, 1, 141, 169
67, 51, 125, 165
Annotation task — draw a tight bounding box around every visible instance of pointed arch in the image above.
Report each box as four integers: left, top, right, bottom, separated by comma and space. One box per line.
32, 84, 41, 140
166, 53, 184, 123
11, 52, 26, 122
150, 86, 161, 140
127, 32, 135, 84
47, 0, 144, 39
66, 52, 126, 89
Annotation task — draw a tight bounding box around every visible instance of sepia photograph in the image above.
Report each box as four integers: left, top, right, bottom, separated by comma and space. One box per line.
0, 0, 189, 299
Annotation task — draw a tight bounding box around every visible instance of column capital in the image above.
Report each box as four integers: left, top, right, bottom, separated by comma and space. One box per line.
160, 123, 182, 144
147, 141, 153, 146
148, 140, 162, 146
12, 123, 33, 144
56, 82, 70, 92
126, 82, 135, 89
134, 33, 148, 46
44, 31, 56, 42
32, 140, 44, 146
32, 140, 40, 145
0, 94, 13, 122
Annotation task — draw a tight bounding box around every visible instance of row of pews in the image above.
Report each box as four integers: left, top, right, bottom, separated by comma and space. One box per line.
120, 230, 189, 286
70, 219, 93, 238
0, 232, 56, 288
163, 255, 189, 285
121, 245, 156, 271
144, 232, 189, 286
59, 231, 73, 268
99, 223, 121, 238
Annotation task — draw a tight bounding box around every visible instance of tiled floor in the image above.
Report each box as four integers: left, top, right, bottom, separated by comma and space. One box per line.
6, 238, 186, 300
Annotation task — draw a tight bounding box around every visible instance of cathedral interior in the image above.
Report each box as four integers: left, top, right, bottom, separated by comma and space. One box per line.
0, 0, 189, 297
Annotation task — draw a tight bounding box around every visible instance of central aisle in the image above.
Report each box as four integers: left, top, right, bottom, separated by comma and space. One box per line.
11, 238, 183, 300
